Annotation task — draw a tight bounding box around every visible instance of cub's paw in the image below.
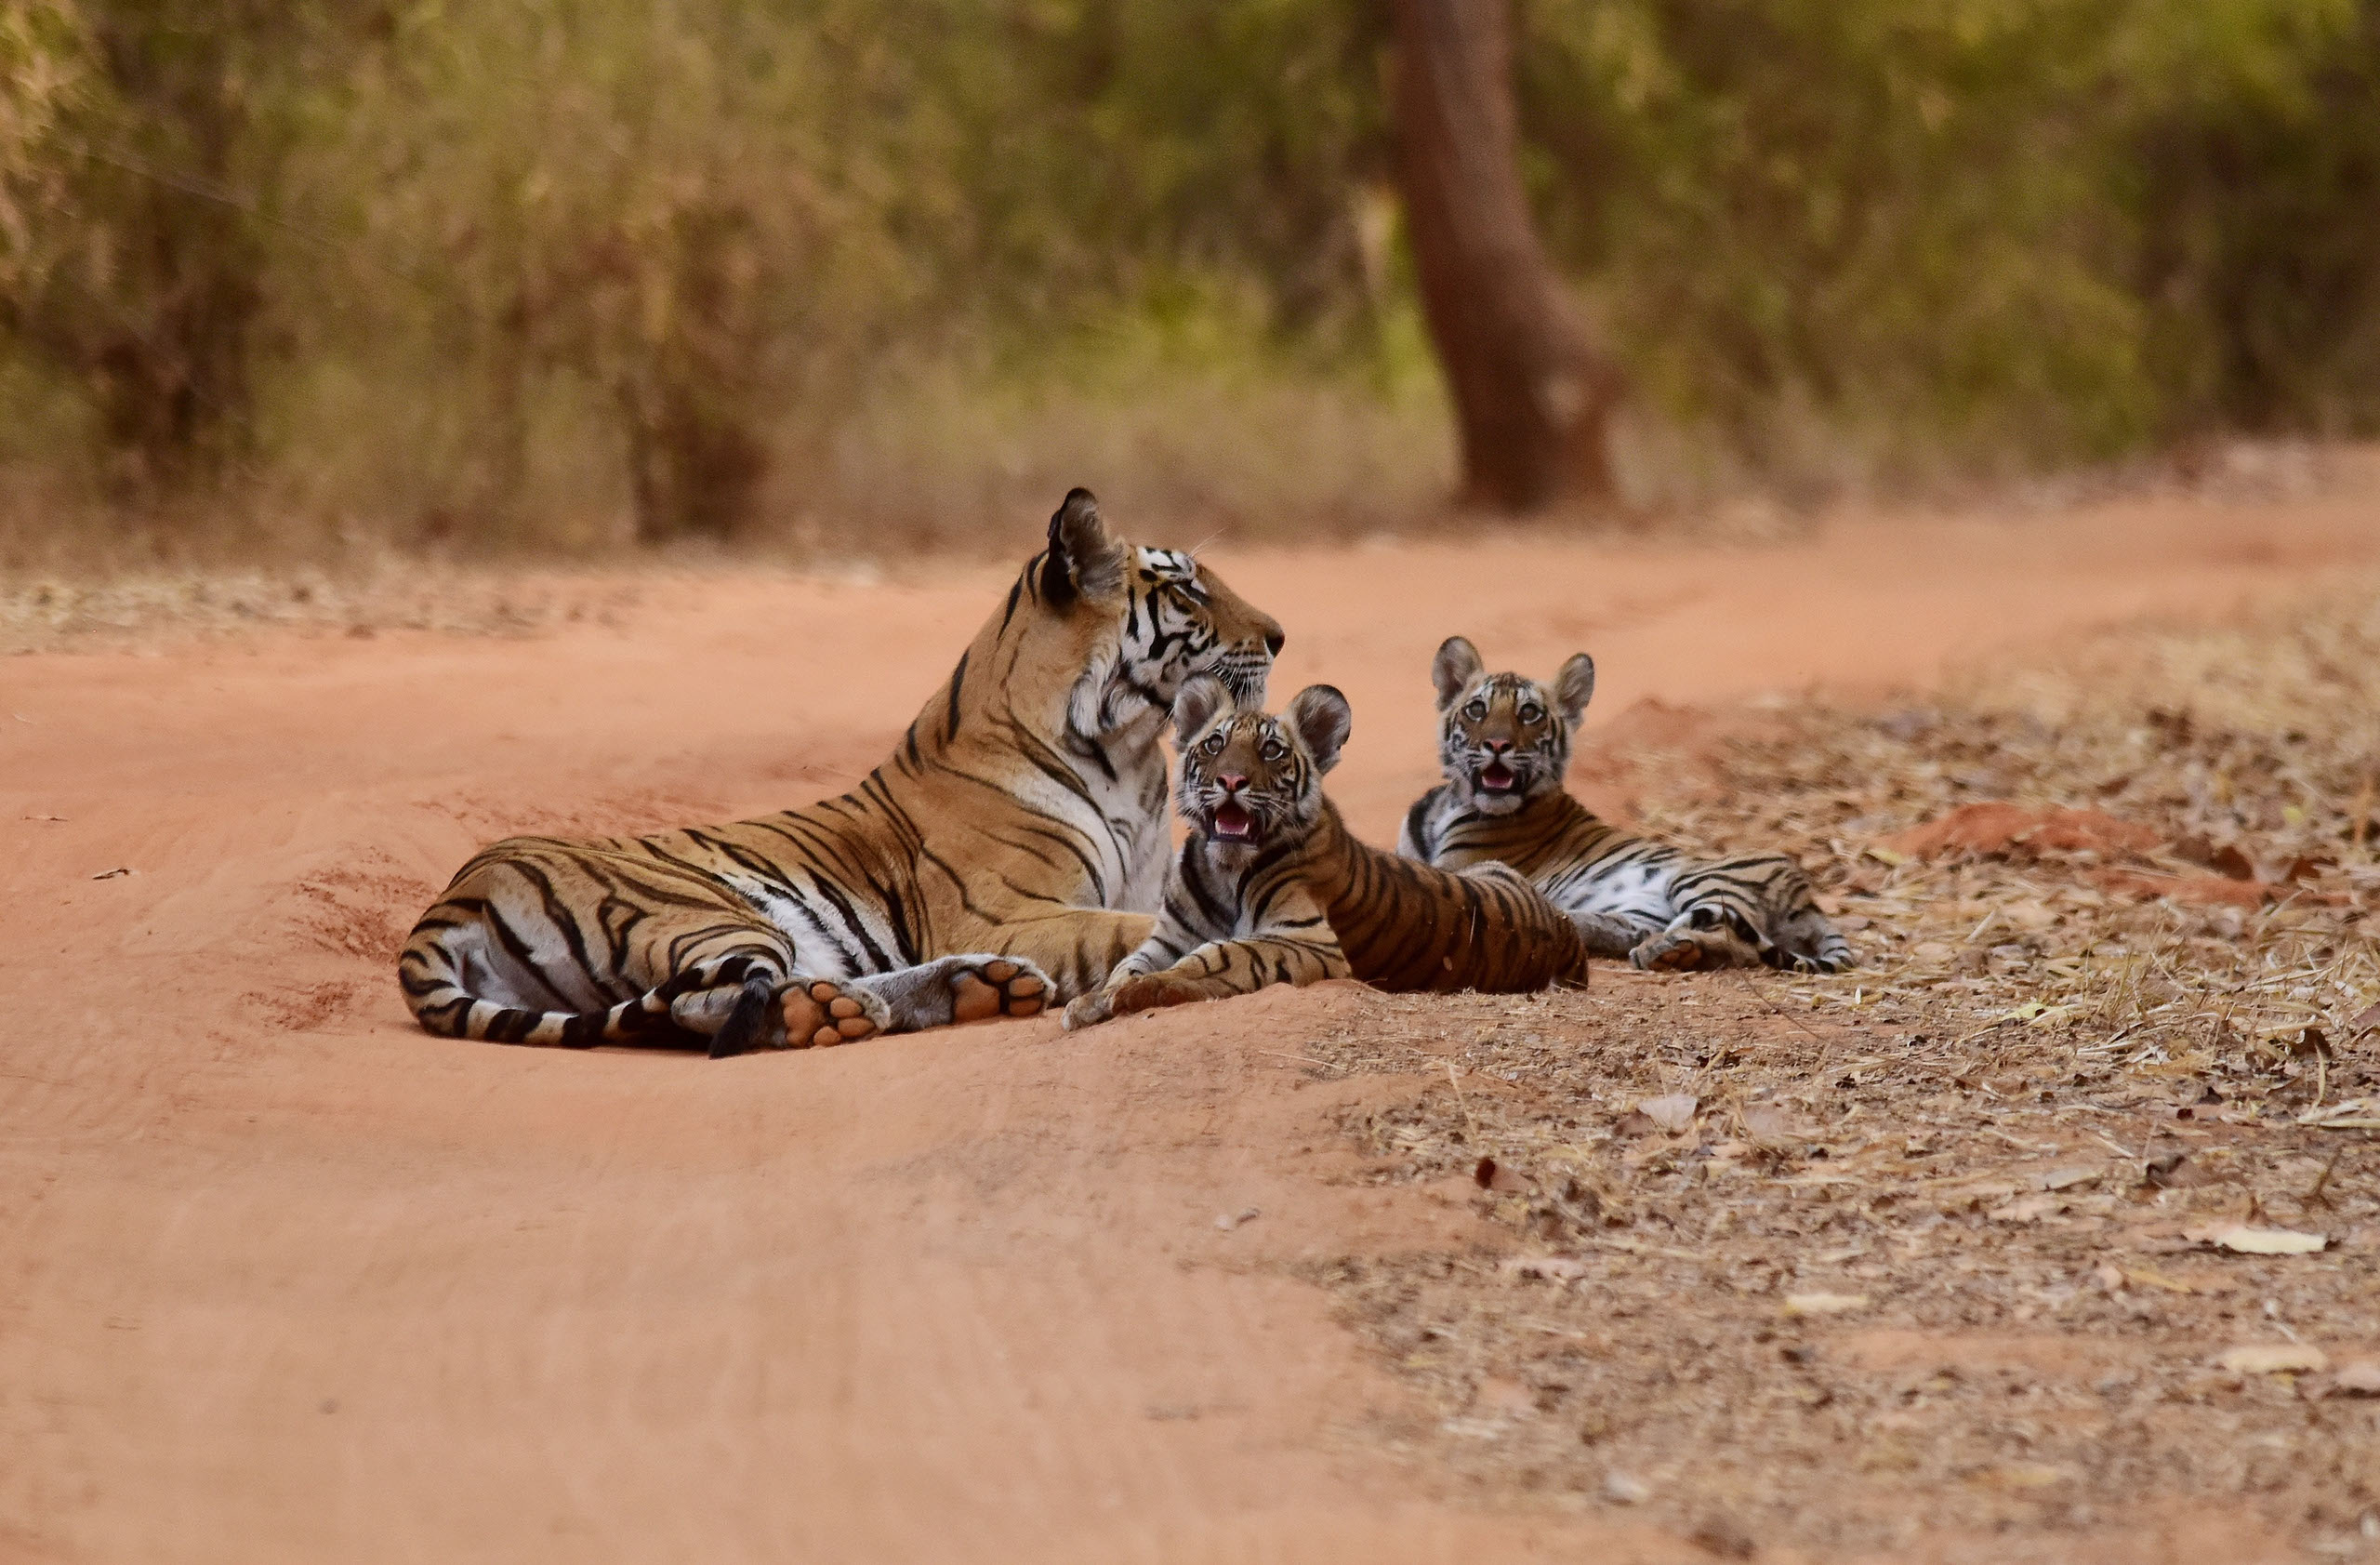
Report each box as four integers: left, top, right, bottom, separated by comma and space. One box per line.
948, 957, 1051, 1025
1062, 973, 1212, 1030
1105, 973, 1211, 1017
1061, 988, 1117, 1031
781, 978, 891, 1048
1631, 931, 1712, 973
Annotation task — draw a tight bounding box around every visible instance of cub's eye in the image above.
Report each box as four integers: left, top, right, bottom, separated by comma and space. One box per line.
1463, 699, 1488, 721
1258, 738, 1288, 762
1201, 732, 1227, 755
1518, 704, 1544, 724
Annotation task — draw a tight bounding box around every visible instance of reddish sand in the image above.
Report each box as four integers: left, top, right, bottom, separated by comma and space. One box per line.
4, 490, 2375, 1561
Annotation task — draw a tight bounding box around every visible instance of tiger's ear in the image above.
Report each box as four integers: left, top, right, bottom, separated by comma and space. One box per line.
1431, 636, 1484, 710
1554, 653, 1596, 726
1172, 673, 1233, 748
1286, 683, 1353, 775
1041, 487, 1129, 608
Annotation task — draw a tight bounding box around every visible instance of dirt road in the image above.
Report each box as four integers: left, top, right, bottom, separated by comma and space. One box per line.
5, 489, 2375, 1561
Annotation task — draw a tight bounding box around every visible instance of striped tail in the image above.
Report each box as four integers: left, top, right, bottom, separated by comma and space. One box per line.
397, 943, 782, 1055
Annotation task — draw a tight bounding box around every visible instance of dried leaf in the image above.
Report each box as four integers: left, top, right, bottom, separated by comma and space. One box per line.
1637, 1094, 1699, 1134
1934, 1178, 2021, 1212
2002, 899, 2058, 932
1992, 1193, 2064, 1224
2299, 1097, 2380, 1130
1971, 1463, 2070, 1491
1603, 1470, 1651, 1505
2040, 1166, 2104, 1191
2122, 1267, 2206, 1294
2216, 1344, 2329, 1374
2348, 1002, 2380, 1034
1474, 1155, 1531, 1193
2186, 1224, 2327, 1255
1687, 1513, 1757, 1559
2331, 1359, 2380, 1396
1740, 1106, 1814, 1143
1782, 1292, 1871, 1318
1501, 1255, 1591, 1282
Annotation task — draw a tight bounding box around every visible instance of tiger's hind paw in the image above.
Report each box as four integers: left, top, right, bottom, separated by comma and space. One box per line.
781, 978, 891, 1049
948, 957, 1051, 1025
1631, 932, 1711, 973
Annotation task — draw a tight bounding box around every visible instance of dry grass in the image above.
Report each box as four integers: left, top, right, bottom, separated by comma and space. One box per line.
0, 562, 654, 652
1289, 588, 2380, 1559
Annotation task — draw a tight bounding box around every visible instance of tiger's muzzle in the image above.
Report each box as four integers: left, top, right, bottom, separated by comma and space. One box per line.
1190, 776, 1281, 847
1460, 746, 1547, 814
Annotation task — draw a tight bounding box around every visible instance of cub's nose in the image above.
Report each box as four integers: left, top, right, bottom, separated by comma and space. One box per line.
1216, 774, 1250, 793
1484, 739, 1513, 756
1263, 627, 1285, 657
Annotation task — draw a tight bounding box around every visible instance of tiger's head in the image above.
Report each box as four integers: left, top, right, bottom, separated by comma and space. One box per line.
1429, 636, 1596, 816
1170, 675, 1351, 865
1029, 489, 1285, 742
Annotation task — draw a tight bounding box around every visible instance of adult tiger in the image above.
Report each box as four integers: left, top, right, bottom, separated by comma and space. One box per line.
399, 489, 1284, 1057
1397, 637, 1852, 973
1062, 675, 1586, 1029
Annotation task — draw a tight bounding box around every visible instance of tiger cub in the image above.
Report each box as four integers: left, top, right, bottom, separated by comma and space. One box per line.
1062, 676, 1586, 1028
1397, 636, 1852, 974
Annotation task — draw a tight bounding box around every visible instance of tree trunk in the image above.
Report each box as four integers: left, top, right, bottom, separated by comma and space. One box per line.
1389, 0, 1622, 512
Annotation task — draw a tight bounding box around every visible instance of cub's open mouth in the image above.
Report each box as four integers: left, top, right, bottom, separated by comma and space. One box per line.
1210, 799, 1257, 841
1479, 760, 1516, 791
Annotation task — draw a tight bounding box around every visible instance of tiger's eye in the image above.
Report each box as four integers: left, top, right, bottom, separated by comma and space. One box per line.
1519, 704, 1544, 723
1259, 739, 1287, 762
1463, 699, 1488, 721
1202, 732, 1226, 754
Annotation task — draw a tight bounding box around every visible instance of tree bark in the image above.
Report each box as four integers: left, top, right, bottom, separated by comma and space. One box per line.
1389, 0, 1622, 512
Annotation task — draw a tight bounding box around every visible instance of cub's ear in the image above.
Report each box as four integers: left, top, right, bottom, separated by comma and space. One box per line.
1171, 673, 1233, 749
1286, 683, 1353, 775
1431, 636, 1484, 710
1553, 653, 1596, 726
1040, 487, 1129, 608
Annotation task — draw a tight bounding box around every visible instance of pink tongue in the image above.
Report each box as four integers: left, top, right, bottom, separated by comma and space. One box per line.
1214, 800, 1253, 837
1482, 761, 1514, 789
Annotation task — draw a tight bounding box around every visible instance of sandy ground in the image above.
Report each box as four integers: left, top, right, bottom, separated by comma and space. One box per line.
4, 487, 2377, 1562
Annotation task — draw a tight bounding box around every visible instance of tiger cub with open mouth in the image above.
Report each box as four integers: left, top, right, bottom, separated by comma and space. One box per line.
1397, 636, 1851, 973
1063, 676, 1586, 1028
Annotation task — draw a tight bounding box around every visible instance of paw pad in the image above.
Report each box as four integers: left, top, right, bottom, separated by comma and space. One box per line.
784, 979, 881, 1048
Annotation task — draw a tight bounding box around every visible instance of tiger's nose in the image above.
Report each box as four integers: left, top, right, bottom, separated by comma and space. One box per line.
1217, 774, 1249, 792
1485, 739, 1513, 755
1263, 626, 1285, 657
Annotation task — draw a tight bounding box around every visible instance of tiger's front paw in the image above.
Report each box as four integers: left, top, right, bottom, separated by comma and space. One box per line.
781, 978, 892, 1048
1061, 988, 1117, 1031
1106, 974, 1212, 1017
1062, 973, 1213, 1030
949, 957, 1051, 1024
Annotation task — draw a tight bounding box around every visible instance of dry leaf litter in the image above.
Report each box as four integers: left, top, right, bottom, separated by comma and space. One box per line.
1289, 589, 2380, 1559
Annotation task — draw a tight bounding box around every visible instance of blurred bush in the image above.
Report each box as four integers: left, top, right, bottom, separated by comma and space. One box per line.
0, 0, 2374, 559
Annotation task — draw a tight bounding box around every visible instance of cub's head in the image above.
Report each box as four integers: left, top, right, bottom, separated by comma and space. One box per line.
1170, 675, 1351, 862
1429, 636, 1596, 816
1032, 489, 1285, 736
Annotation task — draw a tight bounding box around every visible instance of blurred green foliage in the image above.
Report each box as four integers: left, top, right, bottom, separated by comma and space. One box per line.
0, 0, 2374, 550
